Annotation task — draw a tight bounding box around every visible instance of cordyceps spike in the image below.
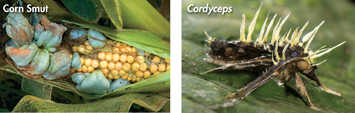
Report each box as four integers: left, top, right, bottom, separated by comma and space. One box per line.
272, 51, 277, 65
279, 32, 287, 46
263, 13, 277, 42
246, 3, 263, 43
274, 40, 280, 61
295, 21, 309, 44
304, 21, 325, 53
204, 30, 214, 44
271, 18, 281, 45
311, 41, 346, 59
282, 43, 290, 60
240, 14, 246, 42
258, 12, 269, 45
315, 59, 327, 66
301, 21, 325, 47
290, 27, 299, 48
272, 13, 291, 45
285, 28, 291, 43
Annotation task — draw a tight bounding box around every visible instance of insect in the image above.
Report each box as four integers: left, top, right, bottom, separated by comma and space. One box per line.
201, 3, 345, 111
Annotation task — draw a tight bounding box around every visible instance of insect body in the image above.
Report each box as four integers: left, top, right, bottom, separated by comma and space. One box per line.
201, 3, 345, 111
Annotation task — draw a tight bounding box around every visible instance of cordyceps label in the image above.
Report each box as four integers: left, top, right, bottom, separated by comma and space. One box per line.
3, 4, 48, 13
187, 3, 232, 15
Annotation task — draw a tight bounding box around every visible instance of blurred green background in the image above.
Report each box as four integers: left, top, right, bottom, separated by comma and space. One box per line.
182, 0, 355, 112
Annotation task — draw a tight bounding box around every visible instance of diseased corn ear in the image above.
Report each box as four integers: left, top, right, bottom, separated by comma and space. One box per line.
4, 12, 34, 47
28, 49, 50, 75
76, 70, 110, 95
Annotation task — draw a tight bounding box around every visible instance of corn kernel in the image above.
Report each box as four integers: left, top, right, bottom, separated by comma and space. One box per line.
164, 59, 170, 63
113, 74, 120, 79
140, 63, 148, 71
119, 70, 126, 76
115, 42, 121, 47
87, 66, 94, 72
122, 43, 128, 46
166, 64, 170, 71
100, 61, 108, 68
137, 55, 144, 63
153, 71, 160, 74
77, 68, 82, 72
127, 55, 135, 63
84, 40, 90, 46
80, 57, 84, 65
72, 46, 77, 52
92, 59, 99, 68
149, 64, 158, 73
111, 70, 119, 76
113, 47, 120, 53
98, 52, 106, 60
84, 58, 92, 67
145, 51, 150, 57
136, 77, 142, 82
120, 54, 127, 62
112, 53, 120, 62
144, 71, 151, 78
82, 65, 88, 72
135, 71, 144, 78
127, 76, 132, 81
115, 62, 123, 70
120, 46, 126, 53
126, 46, 132, 53
106, 53, 113, 61
86, 45, 93, 51
131, 47, 137, 53
123, 63, 131, 72
158, 63, 166, 72
132, 77, 137, 82
132, 62, 140, 71
78, 45, 85, 53
151, 56, 161, 64
108, 73, 113, 79
69, 54, 73, 59
101, 68, 109, 75
70, 67, 76, 73
121, 74, 128, 80
108, 62, 115, 70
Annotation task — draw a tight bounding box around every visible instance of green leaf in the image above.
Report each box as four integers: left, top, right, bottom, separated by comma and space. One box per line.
21, 77, 52, 100
100, 0, 123, 29
61, 0, 103, 23
12, 93, 169, 112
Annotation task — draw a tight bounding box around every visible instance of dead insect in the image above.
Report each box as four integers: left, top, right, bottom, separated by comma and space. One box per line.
201, 3, 345, 111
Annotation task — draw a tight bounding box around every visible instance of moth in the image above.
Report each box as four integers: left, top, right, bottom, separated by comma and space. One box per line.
201, 3, 345, 111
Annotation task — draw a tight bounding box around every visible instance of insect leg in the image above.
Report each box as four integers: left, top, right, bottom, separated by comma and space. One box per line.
201, 58, 273, 74
294, 73, 322, 111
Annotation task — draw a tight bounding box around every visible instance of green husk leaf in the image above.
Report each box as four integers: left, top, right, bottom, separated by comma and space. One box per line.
61, 0, 103, 23
13, 93, 169, 112
100, 0, 123, 29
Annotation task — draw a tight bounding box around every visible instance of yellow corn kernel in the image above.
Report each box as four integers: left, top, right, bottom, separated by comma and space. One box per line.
77, 68, 82, 72
166, 64, 170, 71
86, 45, 93, 51
111, 70, 119, 76
140, 63, 147, 71
132, 62, 140, 71
80, 57, 84, 65
113, 47, 120, 53
149, 64, 158, 73
144, 71, 151, 78
127, 55, 135, 63
101, 68, 109, 75
132, 77, 137, 82
120, 46, 126, 53
115, 42, 121, 47
98, 52, 106, 60
119, 70, 126, 76
164, 59, 170, 63
144, 51, 150, 57
115, 62, 123, 70
123, 63, 131, 72
78, 45, 85, 53
84, 40, 90, 46
113, 74, 120, 79
70, 67, 76, 73
72, 46, 77, 52
158, 63, 166, 72
131, 47, 137, 53
127, 76, 132, 81
69, 54, 73, 59
87, 66, 94, 73
84, 58, 92, 67
112, 53, 120, 62
120, 54, 127, 62
82, 65, 88, 72
108, 62, 115, 70
151, 56, 161, 64
92, 59, 99, 68
135, 71, 144, 78
126, 46, 132, 53
108, 73, 113, 79
153, 71, 160, 74
121, 74, 128, 80
100, 61, 108, 68
122, 43, 128, 46
136, 77, 142, 82
106, 53, 113, 61
137, 55, 144, 63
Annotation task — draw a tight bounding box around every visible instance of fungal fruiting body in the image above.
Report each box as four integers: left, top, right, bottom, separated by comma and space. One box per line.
202, 3, 344, 111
